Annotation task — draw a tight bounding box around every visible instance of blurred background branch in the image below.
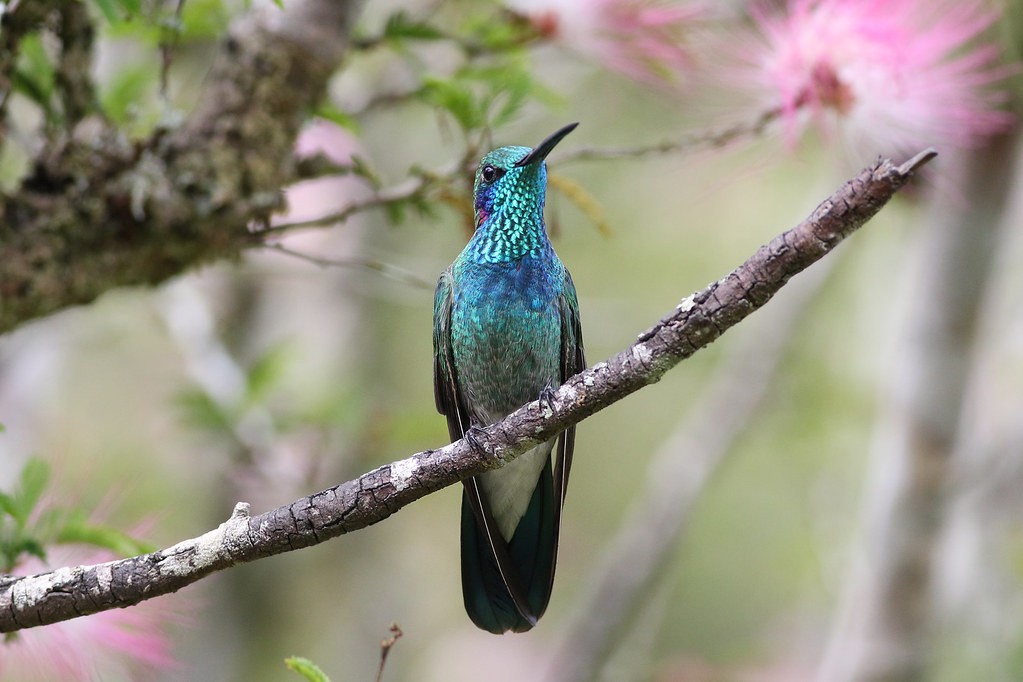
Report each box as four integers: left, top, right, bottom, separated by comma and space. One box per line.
817, 130, 1021, 682
549, 251, 840, 682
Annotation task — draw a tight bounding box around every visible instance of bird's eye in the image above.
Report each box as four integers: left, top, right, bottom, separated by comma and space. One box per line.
481, 165, 500, 183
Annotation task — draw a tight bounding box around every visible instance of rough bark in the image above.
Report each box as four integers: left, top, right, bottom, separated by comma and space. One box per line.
817, 135, 1017, 682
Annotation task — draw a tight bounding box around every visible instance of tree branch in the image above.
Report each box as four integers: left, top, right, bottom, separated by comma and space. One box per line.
264, 243, 435, 290
0, 1, 63, 122
54, 1, 98, 129
256, 165, 453, 235
0, 0, 360, 333
556, 107, 782, 164
0, 149, 934, 633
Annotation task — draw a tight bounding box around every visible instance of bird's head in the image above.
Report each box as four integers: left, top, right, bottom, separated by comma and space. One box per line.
472, 123, 578, 229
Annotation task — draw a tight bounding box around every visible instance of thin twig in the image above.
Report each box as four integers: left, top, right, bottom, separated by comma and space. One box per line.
555, 107, 783, 165
375, 623, 403, 682
55, 2, 98, 128
351, 7, 540, 57
159, 0, 187, 99
257, 163, 460, 236
0, 0, 63, 132
264, 243, 435, 290
293, 153, 359, 180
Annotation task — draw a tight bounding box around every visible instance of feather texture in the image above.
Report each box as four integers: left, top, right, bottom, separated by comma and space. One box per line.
433, 125, 584, 633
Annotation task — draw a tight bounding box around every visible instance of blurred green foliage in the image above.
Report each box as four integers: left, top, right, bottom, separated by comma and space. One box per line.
0, 458, 153, 573
10, 34, 55, 119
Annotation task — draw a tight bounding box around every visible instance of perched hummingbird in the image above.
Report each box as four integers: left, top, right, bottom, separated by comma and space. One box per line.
433, 123, 585, 634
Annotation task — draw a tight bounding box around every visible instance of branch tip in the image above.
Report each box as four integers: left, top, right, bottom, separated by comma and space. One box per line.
899, 148, 938, 174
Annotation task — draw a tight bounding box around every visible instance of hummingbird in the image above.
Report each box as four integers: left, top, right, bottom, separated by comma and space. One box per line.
433, 123, 585, 634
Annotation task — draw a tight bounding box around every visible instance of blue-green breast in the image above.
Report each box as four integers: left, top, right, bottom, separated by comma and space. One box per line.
450, 248, 564, 421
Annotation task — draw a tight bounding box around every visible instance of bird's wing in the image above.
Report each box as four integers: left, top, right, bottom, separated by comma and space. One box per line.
437, 269, 541, 630
554, 268, 585, 532
433, 270, 470, 441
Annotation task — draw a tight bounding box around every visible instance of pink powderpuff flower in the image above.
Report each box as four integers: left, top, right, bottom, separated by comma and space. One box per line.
741, 0, 1013, 155
0, 546, 182, 682
508, 0, 708, 87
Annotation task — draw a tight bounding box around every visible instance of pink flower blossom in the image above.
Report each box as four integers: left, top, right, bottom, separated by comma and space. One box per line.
509, 0, 707, 86
741, 0, 1012, 154
0, 548, 181, 681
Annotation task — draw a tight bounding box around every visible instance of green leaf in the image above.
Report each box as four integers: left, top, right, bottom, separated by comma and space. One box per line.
100, 63, 159, 127
117, 0, 143, 16
418, 77, 483, 131
91, 0, 123, 23
468, 66, 529, 128
245, 343, 292, 407
175, 388, 236, 434
9, 458, 49, 526
409, 193, 437, 219
460, 58, 561, 129
0, 491, 16, 518
313, 104, 360, 133
180, 0, 230, 41
9, 70, 50, 111
384, 199, 408, 225
285, 656, 332, 682
57, 514, 156, 556
30, 506, 71, 544
459, 12, 535, 51
0, 459, 52, 571
0, 458, 158, 571
383, 11, 445, 42
101, 18, 161, 45
15, 536, 47, 563
350, 155, 383, 189
90, 0, 142, 23
12, 33, 55, 110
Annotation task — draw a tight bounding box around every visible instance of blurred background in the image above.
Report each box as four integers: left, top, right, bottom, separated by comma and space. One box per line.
1, 0, 1022, 680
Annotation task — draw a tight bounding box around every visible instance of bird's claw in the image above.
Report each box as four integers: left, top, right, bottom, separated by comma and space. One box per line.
464, 426, 490, 458
539, 384, 558, 414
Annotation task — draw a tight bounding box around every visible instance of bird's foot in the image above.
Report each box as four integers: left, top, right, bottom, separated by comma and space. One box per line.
538, 383, 558, 416
464, 426, 491, 458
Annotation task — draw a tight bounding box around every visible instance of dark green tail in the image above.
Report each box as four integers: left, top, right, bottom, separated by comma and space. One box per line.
461, 459, 557, 634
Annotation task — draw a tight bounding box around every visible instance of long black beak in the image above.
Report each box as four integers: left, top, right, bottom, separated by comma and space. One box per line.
514, 122, 579, 168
